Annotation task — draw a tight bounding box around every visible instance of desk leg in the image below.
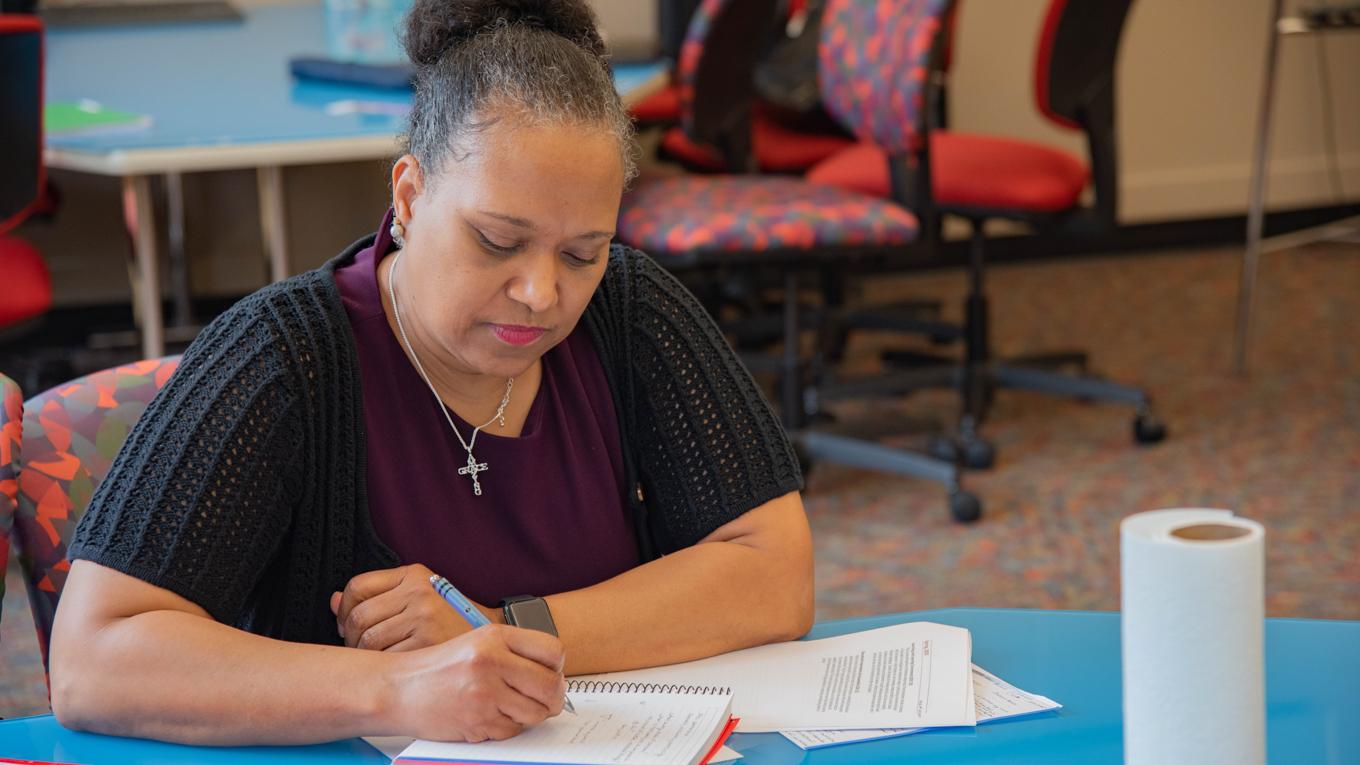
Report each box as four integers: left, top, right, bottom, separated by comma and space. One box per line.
257, 165, 290, 282
1234, 0, 1284, 377
123, 175, 165, 359
166, 171, 194, 326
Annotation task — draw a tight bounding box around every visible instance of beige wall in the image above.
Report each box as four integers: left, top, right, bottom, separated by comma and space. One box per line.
25, 0, 1360, 307
587, 0, 657, 50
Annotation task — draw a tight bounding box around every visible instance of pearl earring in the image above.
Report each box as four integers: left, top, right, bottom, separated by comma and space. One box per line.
389, 218, 406, 248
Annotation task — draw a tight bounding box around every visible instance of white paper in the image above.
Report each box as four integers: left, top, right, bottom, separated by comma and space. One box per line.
363, 736, 415, 759
779, 664, 1061, 750
709, 745, 742, 762
395, 689, 732, 765
1121, 508, 1265, 765
573, 622, 974, 732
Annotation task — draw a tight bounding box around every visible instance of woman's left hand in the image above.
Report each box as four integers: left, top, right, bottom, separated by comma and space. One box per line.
330, 563, 502, 652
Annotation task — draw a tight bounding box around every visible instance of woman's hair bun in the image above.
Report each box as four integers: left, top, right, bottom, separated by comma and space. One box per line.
403, 0, 607, 68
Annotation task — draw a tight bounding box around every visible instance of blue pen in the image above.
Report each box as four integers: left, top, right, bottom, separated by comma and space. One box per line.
430, 574, 491, 628
429, 575, 576, 715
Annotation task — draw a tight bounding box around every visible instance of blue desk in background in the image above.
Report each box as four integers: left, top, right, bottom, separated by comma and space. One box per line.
2, 608, 1357, 764
43, 2, 667, 358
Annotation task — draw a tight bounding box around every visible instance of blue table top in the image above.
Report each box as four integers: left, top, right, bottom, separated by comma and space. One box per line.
43, 3, 666, 171
2, 608, 1357, 764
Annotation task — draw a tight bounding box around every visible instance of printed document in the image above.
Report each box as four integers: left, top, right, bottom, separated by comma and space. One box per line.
779, 664, 1061, 750
573, 622, 974, 732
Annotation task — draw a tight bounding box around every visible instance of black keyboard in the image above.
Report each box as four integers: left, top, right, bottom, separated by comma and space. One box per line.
40, 0, 242, 27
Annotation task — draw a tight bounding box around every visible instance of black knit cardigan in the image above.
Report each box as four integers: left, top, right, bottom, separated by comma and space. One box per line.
68, 239, 803, 645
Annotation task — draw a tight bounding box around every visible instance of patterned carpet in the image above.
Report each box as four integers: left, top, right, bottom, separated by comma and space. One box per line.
2, 241, 1357, 718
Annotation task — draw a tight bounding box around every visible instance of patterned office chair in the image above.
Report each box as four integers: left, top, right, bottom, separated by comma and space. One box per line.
807, 0, 1164, 466
1, 373, 21, 637
618, 0, 982, 521
11, 357, 179, 669
659, 0, 856, 174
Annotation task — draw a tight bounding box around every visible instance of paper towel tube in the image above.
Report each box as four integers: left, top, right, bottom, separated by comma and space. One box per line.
1121, 508, 1265, 765
1169, 523, 1252, 542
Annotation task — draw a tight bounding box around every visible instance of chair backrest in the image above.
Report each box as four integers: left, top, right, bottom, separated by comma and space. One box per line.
675, 0, 780, 171
11, 357, 179, 668
818, 0, 953, 155
0, 373, 21, 636
1034, 0, 1135, 226
818, 0, 953, 237
0, 14, 44, 237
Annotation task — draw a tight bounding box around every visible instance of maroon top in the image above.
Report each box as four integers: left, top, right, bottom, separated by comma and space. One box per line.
334, 211, 639, 605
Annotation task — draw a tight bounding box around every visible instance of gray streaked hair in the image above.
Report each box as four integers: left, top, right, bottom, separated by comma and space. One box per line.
401, 1, 637, 186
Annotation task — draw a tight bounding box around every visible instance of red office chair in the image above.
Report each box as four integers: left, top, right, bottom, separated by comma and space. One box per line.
10, 357, 180, 671
0, 372, 21, 637
630, 77, 683, 127
807, 0, 1165, 466
657, 0, 855, 174
1, 15, 54, 346
617, 0, 982, 521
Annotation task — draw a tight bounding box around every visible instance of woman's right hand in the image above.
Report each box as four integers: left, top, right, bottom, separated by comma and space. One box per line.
390, 623, 568, 742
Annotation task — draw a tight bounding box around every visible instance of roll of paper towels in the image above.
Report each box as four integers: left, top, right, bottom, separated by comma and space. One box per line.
1121, 508, 1265, 765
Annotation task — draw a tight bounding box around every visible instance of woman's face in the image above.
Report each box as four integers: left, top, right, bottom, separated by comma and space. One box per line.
391, 118, 625, 381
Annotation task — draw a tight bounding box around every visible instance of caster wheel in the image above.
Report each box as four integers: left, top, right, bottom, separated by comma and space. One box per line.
929, 435, 959, 463
949, 491, 983, 523
1133, 414, 1167, 445
962, 437, 996, 470
929, 435, 996, 470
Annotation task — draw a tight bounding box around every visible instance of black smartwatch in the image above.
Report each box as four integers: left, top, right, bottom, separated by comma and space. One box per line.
501, 595, 559, 636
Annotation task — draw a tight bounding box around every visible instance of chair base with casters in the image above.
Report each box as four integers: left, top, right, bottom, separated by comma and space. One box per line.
709, 278, 985, 523
760, 270, 983, 524
862, 221, 1167, 469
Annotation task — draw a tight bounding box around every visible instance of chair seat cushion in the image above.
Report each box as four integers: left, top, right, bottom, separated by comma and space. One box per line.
662, 113, 858, 173
618, 175, 918, 255
0, 237, 51, 327
807, 132, 1090, 213
629, 83, 682, 125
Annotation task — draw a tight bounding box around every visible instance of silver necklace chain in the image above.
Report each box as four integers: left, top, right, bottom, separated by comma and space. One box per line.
387, 249, 513, 497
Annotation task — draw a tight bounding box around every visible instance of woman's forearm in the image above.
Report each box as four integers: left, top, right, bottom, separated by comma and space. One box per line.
50, 607, 403, 745
548, 494, 814, 675
52, 561, 569, 746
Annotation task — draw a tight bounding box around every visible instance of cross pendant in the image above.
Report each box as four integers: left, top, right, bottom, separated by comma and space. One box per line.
458, 452, 489, 496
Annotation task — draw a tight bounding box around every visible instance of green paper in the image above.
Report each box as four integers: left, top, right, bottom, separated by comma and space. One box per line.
45, 100, 152, 137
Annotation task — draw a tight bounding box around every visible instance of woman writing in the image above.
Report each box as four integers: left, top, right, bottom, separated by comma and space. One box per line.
49, 0, 812, 747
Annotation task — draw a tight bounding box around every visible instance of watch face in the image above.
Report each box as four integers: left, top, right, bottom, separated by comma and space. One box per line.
507, 598, 558, 637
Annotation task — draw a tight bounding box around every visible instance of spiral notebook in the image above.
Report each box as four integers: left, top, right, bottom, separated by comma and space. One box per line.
394, 681, 736, 765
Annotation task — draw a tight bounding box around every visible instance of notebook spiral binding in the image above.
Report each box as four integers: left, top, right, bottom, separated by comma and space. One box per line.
567, 681, 732, 696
